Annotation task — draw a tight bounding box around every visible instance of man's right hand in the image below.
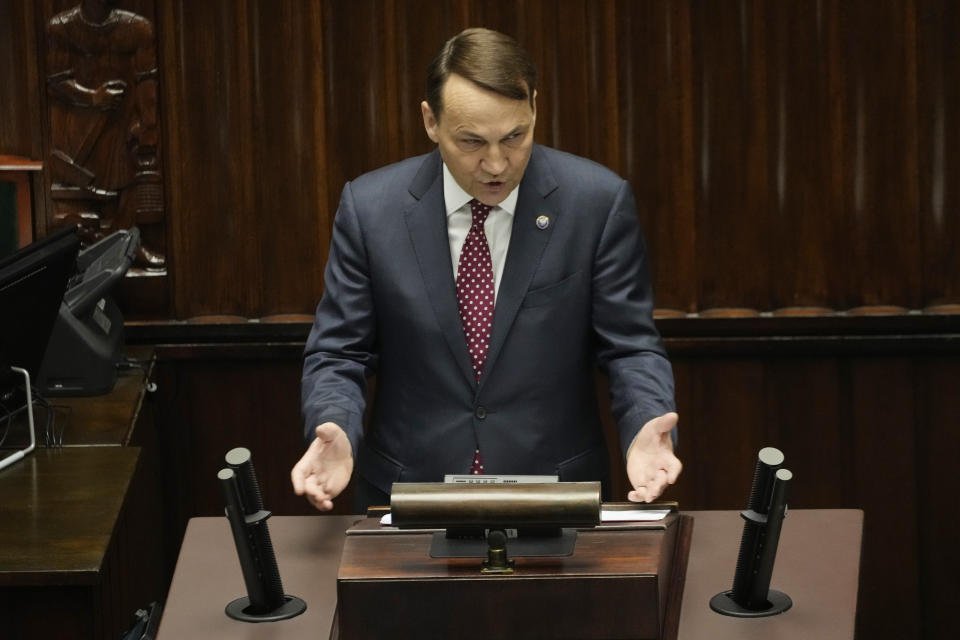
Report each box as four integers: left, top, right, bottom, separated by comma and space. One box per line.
290, 422, 354, 511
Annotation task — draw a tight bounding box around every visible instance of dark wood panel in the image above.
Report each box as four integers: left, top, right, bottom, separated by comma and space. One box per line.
539, 1, 593, 156
159, 0, 331, 317
690, 1, 775, 311
0, 0, 44, 159
391, 0, 465, 160
160, 0, 261, 316
322, 0, 406, 206
152, 355, 338, 542
917, 0, 960, 307
6, 0, 960, 319
761, 358, 848, 507
617, 0, 697, 312
761, 1, 844, 309
672, 358, 768, 509
247, 0, 331, 314
834, 0, 922, 309
848, 357, 921, 637
916, 357, 960, 636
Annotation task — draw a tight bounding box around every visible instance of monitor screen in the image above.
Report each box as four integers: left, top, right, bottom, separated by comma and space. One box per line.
0, 225, 80, 412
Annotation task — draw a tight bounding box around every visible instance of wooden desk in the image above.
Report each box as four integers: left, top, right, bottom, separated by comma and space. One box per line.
0, 354, 161, 640
46, 346, 155, 446
0, 448, 142, 639
1, 347, 154, 448
157, 509, 862, 639
337, 514, 689, 639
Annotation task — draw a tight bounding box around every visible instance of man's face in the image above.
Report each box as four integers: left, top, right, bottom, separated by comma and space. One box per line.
421, 73, 536, 207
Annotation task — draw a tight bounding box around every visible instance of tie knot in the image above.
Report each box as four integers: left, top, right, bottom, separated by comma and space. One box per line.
469, 199, 492, 225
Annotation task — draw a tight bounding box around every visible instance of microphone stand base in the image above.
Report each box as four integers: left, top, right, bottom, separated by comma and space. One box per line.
225, 595, 307, 622
709, 589, 792, 617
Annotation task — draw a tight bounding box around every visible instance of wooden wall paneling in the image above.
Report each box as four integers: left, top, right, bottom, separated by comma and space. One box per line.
153, 352, 331, 513
152, 354, 320, 591
246, 0, 330, 314
460, 0, 549, 155
616, 0, 697, 312
584, 1, 620, 173
762, 1, 844, 310
0, 0, 43, 160
917, 0, 960, 307
466, 0, 535, 63
915, 356, 960, 638
2, 0, 48, 243
160, 0, 262, 317
538, 1, 591, 157
674, 356, 769, 509
171, 360, 313, 516
8, 0, 960, 319
322, 0, 404, 219
847, 356, 921, 638
153, 360, 201, 570
761, 358, 848, 507
690, 0, 774, 311
391, 0, 465, 161
835, 0, 922, 310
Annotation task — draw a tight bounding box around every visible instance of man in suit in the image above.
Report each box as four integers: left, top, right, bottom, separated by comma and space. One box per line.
292, 28, 681, 511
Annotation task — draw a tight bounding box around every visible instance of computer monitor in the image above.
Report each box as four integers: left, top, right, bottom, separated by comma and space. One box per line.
0, 225, 80, 414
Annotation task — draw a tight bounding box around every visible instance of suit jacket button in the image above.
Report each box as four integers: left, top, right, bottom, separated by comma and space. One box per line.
475, 406, 487, 420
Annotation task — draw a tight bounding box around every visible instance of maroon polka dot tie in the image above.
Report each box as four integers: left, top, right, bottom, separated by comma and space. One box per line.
457, 199, 494, 474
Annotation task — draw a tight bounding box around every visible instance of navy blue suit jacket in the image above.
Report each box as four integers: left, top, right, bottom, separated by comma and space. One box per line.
302, 144, 675, 496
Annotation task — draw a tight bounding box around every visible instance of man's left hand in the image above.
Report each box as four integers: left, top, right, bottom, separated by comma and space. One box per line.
626, 412, 682, 503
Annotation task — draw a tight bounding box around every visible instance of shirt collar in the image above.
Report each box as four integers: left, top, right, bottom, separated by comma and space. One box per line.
442, 162, 519, 217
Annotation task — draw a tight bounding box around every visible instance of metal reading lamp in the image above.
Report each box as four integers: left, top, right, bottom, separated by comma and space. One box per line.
389, 481, 602, 573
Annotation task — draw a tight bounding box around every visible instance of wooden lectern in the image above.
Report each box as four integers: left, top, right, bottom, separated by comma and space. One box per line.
335, 509, 693, 639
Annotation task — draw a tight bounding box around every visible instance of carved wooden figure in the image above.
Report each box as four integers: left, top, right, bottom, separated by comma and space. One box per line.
46, 0, 165, 271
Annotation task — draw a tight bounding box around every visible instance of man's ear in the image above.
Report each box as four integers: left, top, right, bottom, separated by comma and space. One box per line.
422, 101, 440, 143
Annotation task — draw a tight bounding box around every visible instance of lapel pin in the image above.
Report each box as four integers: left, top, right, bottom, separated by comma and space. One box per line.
536, 215, 550, 230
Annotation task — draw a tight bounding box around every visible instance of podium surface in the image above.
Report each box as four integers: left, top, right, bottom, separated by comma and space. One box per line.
157, 509, 862, 640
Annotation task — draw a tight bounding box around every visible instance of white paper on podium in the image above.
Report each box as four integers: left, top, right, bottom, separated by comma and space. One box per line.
379, 508, 669, 526
600, 508, 670, 522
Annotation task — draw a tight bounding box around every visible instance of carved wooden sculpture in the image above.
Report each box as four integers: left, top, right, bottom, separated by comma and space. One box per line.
46, 0, 165, 271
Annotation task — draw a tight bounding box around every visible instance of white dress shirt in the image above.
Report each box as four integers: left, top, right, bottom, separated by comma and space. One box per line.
442, 162, 517, 301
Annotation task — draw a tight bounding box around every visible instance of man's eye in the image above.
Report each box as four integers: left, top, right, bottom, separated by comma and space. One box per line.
460, 139, 482, 149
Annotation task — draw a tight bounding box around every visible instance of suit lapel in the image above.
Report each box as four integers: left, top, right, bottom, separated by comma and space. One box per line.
480, 146, 559, 390
404, 151, 478, 386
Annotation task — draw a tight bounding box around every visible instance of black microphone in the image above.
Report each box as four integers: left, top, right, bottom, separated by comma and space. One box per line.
219, 447, 306, 622
711, 446, 793, 617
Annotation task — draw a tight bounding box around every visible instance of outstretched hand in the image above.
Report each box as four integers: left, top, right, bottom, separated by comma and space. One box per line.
625, 412, 682, 503
290, 422, 354, 511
